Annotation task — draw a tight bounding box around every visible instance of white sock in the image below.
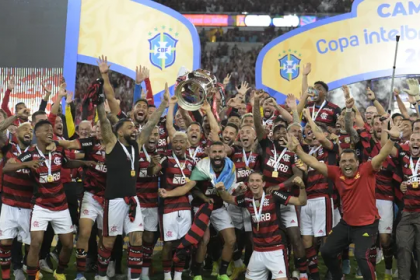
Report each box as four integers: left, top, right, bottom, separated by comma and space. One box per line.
164, 272, 172, 280
385, 269, 392, 275
300, 272, 308, 278
174, 271, 182, 280
234, 259, 243, 267
141, 267, 149, 276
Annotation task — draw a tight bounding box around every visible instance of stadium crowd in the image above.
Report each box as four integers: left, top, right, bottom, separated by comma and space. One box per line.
154, 0, 352, 13
0, 52, 420, 280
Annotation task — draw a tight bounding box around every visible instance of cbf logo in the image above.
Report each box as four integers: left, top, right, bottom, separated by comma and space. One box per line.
148, 27, 178, 70
279, 50, 301, 81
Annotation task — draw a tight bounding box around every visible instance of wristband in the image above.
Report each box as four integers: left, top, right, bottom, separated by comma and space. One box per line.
345, 107, 353, 113
278, 183, 285, 189
390, 137, 399, 142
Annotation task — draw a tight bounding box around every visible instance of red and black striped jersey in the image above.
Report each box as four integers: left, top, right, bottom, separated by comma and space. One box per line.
1, 141, 33, 209
157, 116, 169, 155
18, 146, 68, 211
78, 137, 106, 196
136, 147, 159, 208
359, 134, 394, 201
395, 144, 420, 212
160, 153, 195, 214
303, 101, 341, 128
305, 143, 338, 199
259, 136, 296, 187
235, 190, 290, 252
187, 145, 207, 164
230, 145, 260, 183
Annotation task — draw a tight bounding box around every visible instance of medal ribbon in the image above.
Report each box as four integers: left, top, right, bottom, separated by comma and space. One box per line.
16, 144, 29, 155
309, 145, 322, 156
273, 145, 287, 172
189, 146, 200, 163
36, 146, 52, 177
312, 100, 326, 120
242, 148, 251, 168
119, 141, 135, 171
142, 145, 151, 162
410, 156, 420, 179
173, 152, 187, 179
252, 191, 265, 226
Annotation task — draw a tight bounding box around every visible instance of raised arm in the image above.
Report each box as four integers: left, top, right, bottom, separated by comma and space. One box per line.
344, 98, 360, 143
0, 108, 30, 133
274, 102, 293, 123
50, 83, 67, 116
97, 55, 121, 116
179, 108, 193, 128
137, 83, 169, 146
1, 76, 14, 117
166, 96, 178, 141
366, 87, 386, 115
65, 91, 76, 138
372, 120, 401, 171
286, 94, 301, 124
201, 100, 221, 141
276, 177, 307, 206
39, 83, 52, 111
303, 109, 333, 149
394, 89, 410, 119
287, 134, 328, 176
253, 90, 265, 141
301, 63, 311, 96
97, 100, 117, 152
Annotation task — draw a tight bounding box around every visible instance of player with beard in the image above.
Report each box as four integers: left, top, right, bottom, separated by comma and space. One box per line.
260, 96, 292, 127
159, 132, 196, 280
95, 78, 169, 280
159, 142, 237, 280
3, 120, 93, 280
355, 115, 396, 279
0, 109, 34, 280
136, 126, 161, 280
220, 123, 239, 155
216, 173, 307, 280
301, 109, 339, 280
228, 125, 260, 279
54, 117, 65, 139
253, 90, 307, 280
287, 119, 400, 280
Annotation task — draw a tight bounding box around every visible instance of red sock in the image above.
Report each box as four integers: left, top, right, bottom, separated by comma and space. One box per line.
97, 245, 112, 277
142, 241, 154, 268
75, 248, 87, 273
0, 244, 12, 280
26, 266, 38, 280
163, 260, 172, 273
306, 246, 319, 276
128, 245, 143, 278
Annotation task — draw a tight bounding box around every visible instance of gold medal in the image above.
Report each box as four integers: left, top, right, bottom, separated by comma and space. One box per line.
413, 181, 419, 188
272, 171, 278, 178
47, 174, 53, 183
131, 170, 135, 177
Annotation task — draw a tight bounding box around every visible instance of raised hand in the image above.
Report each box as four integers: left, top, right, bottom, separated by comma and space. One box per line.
385, 121, 401, 138
42, 83, 52, 95
7, 76, 15, 91
169, 96, 178, 105
163, 83, 170, 104
236, 81, 250, 96
223, 73, 231, 85
201, 100, 211, 111
393, 88, 400, 97
286, 94, 297, 110
366, 87, 376, 101
342, 85, 350, 99
254, 89, 264, 100
141, 89, 148, 100
302, 63, 311, 76
58, 83, 67, 98
66, 91, 74, 103
302, 108, 311, 120
135, 65, 149, 84
97, 55, 110, 74
404, 79, 420, 97
345, 97, 354, 109
286, 134, 300, 152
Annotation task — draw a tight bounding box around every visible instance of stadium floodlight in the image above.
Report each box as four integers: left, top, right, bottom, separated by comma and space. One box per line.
244, 15, 271, 27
